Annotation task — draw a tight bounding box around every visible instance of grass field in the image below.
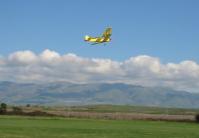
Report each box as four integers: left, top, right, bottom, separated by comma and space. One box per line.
0, 116, 199, 138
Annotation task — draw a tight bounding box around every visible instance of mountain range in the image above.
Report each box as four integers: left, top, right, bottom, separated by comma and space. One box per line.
0, 81, 199, 108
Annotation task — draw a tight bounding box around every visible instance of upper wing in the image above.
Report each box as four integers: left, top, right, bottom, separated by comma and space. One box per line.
85, 35, 104, 43
102, 28, 112, 38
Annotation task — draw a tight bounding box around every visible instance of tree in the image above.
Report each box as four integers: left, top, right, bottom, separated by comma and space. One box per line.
26, 104, 30, 107
0, 103, 7, 114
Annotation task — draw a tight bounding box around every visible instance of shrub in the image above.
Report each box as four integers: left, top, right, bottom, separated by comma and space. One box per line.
12, 106, 23, 114
195, 114, 199, 123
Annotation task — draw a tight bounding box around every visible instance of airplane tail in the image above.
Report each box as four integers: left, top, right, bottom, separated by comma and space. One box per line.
84, 35, 90, 41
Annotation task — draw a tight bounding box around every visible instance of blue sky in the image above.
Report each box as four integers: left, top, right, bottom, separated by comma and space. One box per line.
0, 0, 199, 63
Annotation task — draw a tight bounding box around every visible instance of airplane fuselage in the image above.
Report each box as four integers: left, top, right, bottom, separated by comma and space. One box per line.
84, 28, 112, 44
84, 36, 111, 43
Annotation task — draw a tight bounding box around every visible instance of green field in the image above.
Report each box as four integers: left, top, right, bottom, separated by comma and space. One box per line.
0, 116, 199, 138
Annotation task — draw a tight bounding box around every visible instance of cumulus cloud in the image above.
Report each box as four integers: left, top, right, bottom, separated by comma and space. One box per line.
0, 49, 199, 92
8, 50, 38, 64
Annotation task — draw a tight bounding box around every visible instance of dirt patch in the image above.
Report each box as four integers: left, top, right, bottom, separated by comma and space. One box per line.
47, 111, 195, 122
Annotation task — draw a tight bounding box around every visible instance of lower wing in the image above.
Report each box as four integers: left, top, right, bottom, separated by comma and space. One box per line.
91, 42, 102, 45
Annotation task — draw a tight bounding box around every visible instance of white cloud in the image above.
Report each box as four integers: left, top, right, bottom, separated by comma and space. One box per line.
0, 57, 5, 65
40, 49, 60, 62
0, 49, 199, 92
8, 50, 37, 64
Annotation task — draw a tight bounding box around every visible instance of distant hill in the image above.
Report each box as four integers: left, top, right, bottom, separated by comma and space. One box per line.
0, 81, 199, 108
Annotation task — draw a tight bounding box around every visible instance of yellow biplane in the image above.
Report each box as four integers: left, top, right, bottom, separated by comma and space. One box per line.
84, 28, 112, 45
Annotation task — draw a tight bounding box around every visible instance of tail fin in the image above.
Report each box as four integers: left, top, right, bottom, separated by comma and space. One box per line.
84, 35, 90, 41
102, 28, 112, 38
